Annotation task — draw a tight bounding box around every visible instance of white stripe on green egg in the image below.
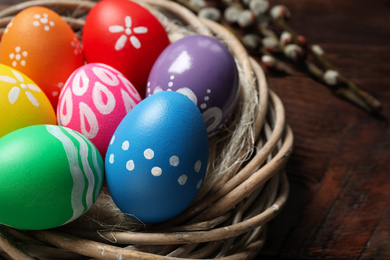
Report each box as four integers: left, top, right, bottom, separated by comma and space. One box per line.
45, 125, 102, 225
46, 125, 86, 224
90, 142, 103, 200
72, 129, 103, 200
64, 128, 96, 209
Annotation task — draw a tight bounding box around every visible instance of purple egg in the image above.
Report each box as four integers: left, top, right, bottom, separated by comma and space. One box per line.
146, 34, 239, 135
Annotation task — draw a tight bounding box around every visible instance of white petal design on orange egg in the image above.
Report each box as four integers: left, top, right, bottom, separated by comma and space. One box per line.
8, 47, 28, 67
70, 36, 82, 56
79, 102, 99, 139
4, 19, 13, 34
108, 16, 148, 51
32, 13, 55, 31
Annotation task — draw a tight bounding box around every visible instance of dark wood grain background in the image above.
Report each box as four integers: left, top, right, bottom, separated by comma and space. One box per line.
257, 0, 390, 259
0, 0, 389, 259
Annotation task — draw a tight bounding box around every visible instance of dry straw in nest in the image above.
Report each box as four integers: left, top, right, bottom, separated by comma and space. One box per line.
0, 0, 293, 259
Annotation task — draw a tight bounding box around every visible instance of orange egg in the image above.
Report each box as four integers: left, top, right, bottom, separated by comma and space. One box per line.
0, 6, 84, 109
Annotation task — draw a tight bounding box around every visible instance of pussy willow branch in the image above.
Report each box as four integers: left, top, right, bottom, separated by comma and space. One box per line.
273, 16, 382, 113
174, 0, 382, 115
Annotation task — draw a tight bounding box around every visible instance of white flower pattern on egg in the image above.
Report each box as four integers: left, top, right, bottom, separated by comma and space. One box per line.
70, 36, 82, 55
108, 16, 148, 51
4, 19, 13, 34
9, 46, 28, 67
0, 69, 41, 107
33, 13, 55, 31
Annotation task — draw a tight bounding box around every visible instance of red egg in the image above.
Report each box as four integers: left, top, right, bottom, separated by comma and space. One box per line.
82, 0, 170, 97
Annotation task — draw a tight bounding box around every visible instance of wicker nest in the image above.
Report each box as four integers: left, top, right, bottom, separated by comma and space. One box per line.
0, 0, 293, 259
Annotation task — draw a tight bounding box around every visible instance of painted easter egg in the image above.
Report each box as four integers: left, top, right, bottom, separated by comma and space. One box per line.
0, 124, 104, 230
105, 91, 209, 223
0, 6, 84, 108
146, 34, 239, 135
57, 63, 142, 157
0, 64, 56, 138
82, 0, 170, 97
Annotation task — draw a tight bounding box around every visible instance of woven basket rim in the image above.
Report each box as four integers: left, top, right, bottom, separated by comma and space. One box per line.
0, 1, 293, 259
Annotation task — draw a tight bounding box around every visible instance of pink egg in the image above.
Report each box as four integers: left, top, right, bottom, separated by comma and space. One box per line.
57, 63, 142, 157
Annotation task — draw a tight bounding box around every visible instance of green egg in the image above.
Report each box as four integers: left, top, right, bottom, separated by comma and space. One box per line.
0, 124, 104, 230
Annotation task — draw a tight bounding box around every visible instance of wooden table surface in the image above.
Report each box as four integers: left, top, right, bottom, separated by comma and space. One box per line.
257, 0, 390, 259
0, 0, 389, 259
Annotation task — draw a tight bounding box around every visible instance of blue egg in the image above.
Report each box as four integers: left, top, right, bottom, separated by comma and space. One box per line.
105, 91, 209, 223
